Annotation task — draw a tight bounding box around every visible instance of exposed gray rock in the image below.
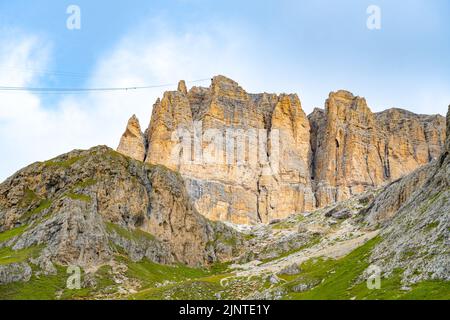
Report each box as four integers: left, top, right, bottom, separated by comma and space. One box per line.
277, 264, 300, 276
269, 274, 280, 284
292, 283, 309, 293
246, 287, 287, 300
12, 200, 112, 268
331, 209, 351, 220
0, 263, 32, 284
29, 255, 57, 276
360, 163, 434, 228
108, 227, 173, 265
368, 107, 450, 284
249, 232, 314, 263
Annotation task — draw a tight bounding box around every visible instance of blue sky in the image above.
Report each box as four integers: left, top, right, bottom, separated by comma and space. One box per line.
0, 0, 449, 180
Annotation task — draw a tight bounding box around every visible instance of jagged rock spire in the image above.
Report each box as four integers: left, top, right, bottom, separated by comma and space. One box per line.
177, 80, 187, 95
116, 115, 146, 162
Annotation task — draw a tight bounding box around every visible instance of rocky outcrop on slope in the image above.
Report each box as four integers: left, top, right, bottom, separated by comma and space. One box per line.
0, 263, 32, 285
367, 107, 450, 284
117, 115, 146, 162
118, 77, 446, 224
447, 105, 450, 151
0, 146, 242, 280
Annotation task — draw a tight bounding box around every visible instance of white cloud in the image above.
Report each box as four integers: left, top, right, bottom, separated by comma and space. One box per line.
0, 23, 258, 181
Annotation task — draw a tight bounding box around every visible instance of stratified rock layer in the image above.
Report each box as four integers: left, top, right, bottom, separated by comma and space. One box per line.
118, 77, 446, 224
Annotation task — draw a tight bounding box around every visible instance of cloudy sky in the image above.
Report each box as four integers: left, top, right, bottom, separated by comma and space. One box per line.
0, 0, 449, 181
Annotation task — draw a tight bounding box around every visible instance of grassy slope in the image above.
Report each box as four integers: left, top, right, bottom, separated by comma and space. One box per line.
0, 266, 91, 300
126, 258, 231, 300
0, 207, 448, 300
0, 226, 28, 243
282, 237, 450, 300
1, 234, 448, 300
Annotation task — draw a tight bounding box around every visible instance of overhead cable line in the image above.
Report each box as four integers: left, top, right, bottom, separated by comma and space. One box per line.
0, 78, 211, 94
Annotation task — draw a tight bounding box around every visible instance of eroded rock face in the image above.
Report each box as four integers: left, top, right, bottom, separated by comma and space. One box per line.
0, 146, 242, 269
360, 162, 435, 228
117, 115, 146, 162
144, 76, 315, 224
118, 77, 446, 223
310, 91, 446, 207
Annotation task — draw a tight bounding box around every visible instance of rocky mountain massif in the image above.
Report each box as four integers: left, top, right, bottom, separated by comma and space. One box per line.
118, 76, 446, 224
0, 77, 448, 300
0, 148, 243, 296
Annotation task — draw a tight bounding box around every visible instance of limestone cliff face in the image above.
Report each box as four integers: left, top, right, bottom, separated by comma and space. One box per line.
310, 91, 379, 207
310, 91, 446, 207
142, 76, 315, 224
118, 77, 446, 223
117, 115, 146, 162
374, 108, 445, 176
